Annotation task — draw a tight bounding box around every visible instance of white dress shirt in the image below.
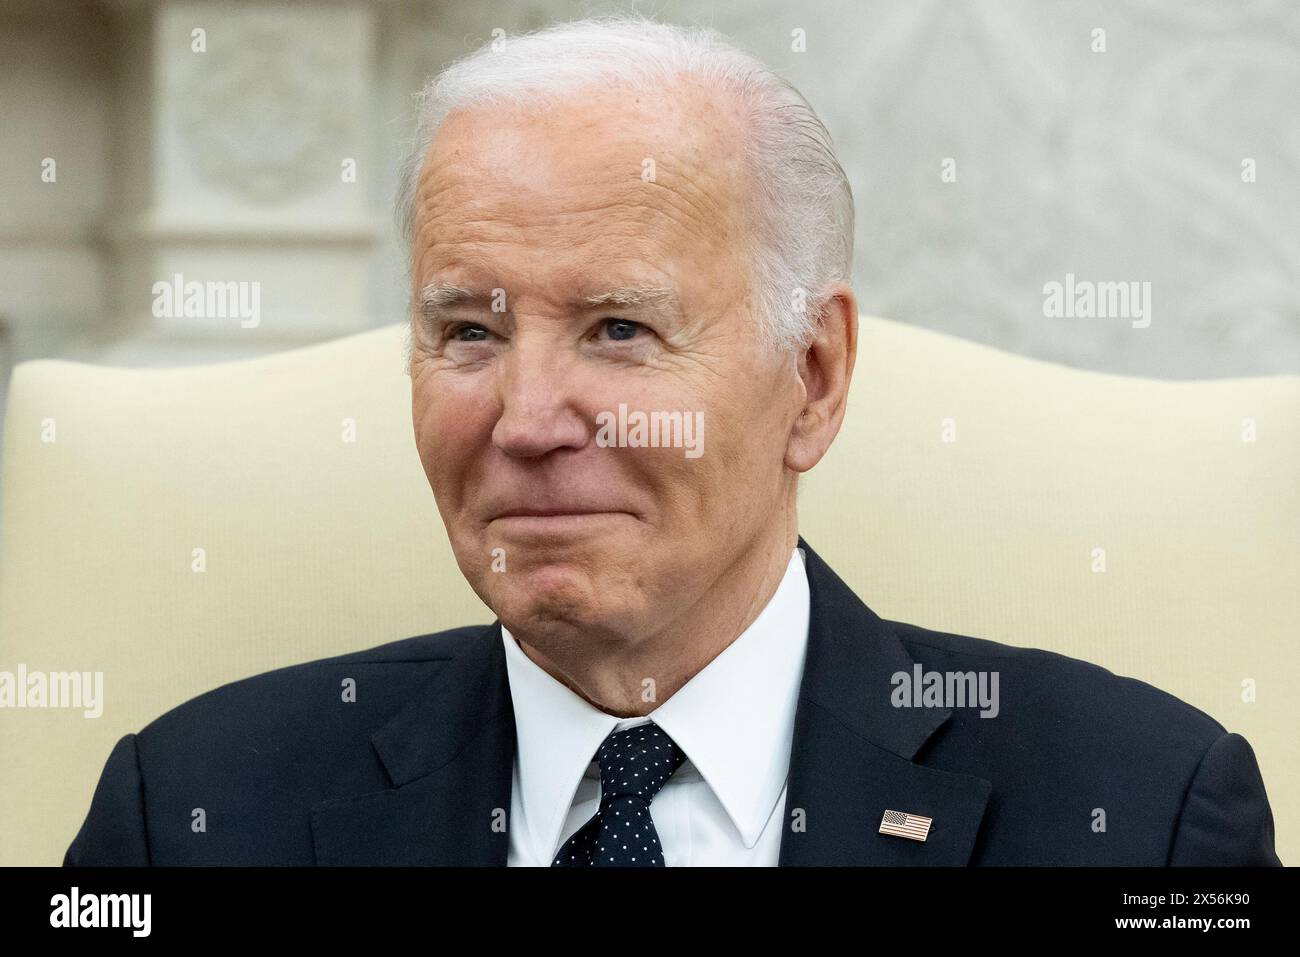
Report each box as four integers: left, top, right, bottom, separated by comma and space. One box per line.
503, 547, 810, 866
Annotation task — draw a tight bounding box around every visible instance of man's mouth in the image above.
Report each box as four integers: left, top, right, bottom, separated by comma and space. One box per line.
488, 507, 635, 533
494, 507, 622, 518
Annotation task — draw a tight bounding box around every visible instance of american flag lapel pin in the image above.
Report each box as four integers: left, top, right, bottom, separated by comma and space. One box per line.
879, 809, 933, 842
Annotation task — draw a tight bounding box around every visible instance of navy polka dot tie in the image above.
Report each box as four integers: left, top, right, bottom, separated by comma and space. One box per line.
552, 721, 688, 866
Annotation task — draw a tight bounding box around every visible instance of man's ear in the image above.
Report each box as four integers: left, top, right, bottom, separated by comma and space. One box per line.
785, 283, 858, 474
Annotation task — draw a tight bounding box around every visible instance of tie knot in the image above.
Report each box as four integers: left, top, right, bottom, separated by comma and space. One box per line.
595, 721, 687, 804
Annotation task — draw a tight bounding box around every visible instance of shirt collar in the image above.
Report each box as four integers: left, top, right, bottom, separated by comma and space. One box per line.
502, 547, 810, 858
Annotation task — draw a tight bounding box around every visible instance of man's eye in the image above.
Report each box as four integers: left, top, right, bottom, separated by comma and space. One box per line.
600, 318, 642, 341
449, 323, 489, 342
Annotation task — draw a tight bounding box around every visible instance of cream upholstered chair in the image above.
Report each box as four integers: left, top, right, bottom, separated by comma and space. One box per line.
1, 316, 1295, 866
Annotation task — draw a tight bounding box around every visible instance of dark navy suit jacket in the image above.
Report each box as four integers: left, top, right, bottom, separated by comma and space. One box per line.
65, 538, 1282, 866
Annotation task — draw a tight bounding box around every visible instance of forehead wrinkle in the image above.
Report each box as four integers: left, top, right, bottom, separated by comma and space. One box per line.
417, 114, 747, 241
416, 181, 663, 256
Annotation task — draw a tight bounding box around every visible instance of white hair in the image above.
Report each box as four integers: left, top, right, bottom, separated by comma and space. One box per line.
395, 13, 854, 354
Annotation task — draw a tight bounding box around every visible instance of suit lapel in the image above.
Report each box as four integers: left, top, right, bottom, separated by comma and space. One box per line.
779, 539, 992, 865
310, 622, 515, 865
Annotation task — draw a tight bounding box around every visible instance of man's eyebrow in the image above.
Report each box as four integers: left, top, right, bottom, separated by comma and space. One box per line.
580, 286, 679, 312
416, 282, 481, 312
416, 283, 682, 316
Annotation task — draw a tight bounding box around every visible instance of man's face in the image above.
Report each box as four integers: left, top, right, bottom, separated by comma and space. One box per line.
408, 82, 805, 648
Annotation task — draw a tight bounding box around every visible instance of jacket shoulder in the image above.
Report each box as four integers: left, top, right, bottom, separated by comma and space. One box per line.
128, 622, 492, 796
881, 619, 1279, 865
884, 618, 1228, 746
138, 623, 489, 735
86, 624, 493, 863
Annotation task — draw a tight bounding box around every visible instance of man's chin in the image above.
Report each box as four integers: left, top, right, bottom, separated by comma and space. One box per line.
486, 565, 637, 640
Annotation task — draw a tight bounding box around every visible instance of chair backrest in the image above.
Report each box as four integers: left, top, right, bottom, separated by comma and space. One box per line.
2, 316, 1295, 865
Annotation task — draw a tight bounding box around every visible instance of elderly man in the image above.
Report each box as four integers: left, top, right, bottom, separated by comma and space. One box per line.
65, 16, 1279, 867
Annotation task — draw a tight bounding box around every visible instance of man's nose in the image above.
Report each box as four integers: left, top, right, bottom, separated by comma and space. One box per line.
490, 337, 590, 458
